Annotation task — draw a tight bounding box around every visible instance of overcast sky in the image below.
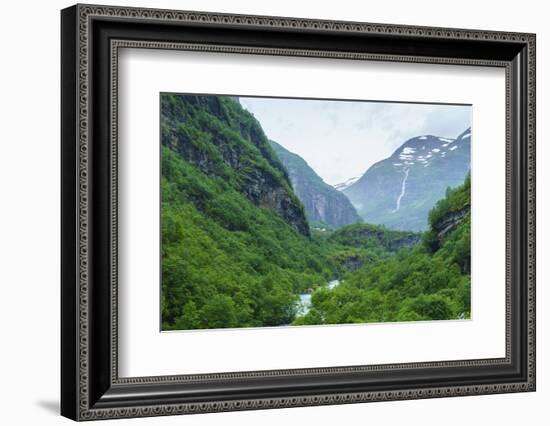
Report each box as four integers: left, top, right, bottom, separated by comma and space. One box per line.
240, 97, 471, 185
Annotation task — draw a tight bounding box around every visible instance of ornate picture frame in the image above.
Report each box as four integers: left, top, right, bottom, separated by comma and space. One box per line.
61, 4, 535, 421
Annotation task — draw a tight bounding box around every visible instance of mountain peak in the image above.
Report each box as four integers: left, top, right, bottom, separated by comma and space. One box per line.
343, 128, 471, 231
456, 127, 472, 140
388, 129, 470, 168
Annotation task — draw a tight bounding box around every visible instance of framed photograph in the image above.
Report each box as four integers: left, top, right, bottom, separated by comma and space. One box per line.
61, 4, 536, 421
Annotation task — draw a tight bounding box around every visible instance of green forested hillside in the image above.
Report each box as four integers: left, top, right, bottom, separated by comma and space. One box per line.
329, 223, 420, 252
161, 95, 338, 330
161, 94, 471, 330
161, 94, 309, 236
293, 176, 471, 325
162, 147, 340, 329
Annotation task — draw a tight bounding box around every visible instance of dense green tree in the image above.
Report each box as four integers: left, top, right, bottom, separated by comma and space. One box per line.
294, 175, 471, 326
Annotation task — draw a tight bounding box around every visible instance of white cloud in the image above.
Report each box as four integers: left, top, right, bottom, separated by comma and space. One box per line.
239, 97, 471, 185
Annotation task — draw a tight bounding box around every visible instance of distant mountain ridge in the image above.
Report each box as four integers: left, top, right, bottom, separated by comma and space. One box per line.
333, 176, 360, 192
270, 141, 361, 229
343, 128, 471, 231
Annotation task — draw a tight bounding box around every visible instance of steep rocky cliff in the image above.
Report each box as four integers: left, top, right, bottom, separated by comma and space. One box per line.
329, 223, 421, 252
269, 141, 361, 229
161, 94, 309, 236
422, 174, 471, 273
433, 205, 470, 239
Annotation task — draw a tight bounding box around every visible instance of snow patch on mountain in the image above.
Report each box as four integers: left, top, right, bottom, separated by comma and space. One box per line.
342, 127, 471, 231
382, 131, 470, 184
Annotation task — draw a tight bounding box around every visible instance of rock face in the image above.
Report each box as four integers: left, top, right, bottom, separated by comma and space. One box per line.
270, 141, 361, 229
433, 205, 470, 239
338, 254, 365, 272
161, 94, 310, 236
329, 223, 421, 252
241, 167, 310, 236
344, 128, 471, 231
387, 233, 422, 251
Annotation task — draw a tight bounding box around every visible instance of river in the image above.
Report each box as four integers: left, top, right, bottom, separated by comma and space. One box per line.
296, 279, 340, 316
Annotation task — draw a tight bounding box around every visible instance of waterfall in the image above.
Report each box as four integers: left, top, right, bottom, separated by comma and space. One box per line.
393, 168, 410, 212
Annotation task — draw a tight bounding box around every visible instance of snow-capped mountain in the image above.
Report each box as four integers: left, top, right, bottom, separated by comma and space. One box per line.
333, 176, 360, 192
343, 128, 471, 231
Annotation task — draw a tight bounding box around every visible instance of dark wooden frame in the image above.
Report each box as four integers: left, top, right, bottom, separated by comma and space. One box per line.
61, 3, 536, 421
